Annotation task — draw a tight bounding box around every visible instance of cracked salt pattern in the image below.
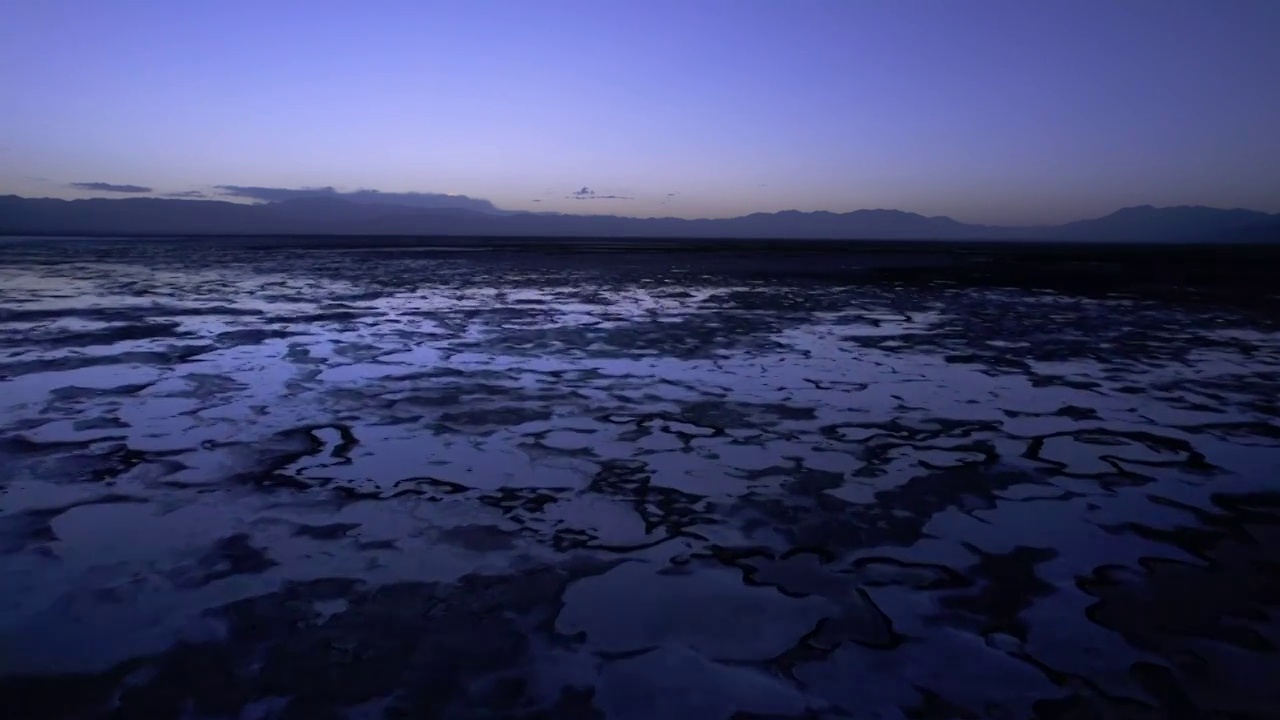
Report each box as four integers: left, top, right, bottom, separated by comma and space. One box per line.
1, 238, 1278, 719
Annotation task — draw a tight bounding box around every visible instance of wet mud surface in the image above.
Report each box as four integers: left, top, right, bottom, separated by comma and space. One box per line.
1, 238, 1279, 718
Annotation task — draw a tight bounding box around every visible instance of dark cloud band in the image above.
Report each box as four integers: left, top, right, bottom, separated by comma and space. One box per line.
214, 185, 498, 213
567, 186, 632, 200
70, 182, 153, 193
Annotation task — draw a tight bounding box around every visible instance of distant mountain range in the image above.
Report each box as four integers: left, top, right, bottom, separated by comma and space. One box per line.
2, 194, 1278, 242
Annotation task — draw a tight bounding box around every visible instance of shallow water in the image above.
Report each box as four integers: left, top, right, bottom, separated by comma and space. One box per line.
1, 239, 1278, 719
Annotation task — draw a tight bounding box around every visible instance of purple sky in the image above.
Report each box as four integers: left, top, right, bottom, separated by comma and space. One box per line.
2, 0, 1277, 224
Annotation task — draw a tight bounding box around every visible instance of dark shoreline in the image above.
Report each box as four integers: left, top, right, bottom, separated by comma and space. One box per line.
5, 235, 1277, 309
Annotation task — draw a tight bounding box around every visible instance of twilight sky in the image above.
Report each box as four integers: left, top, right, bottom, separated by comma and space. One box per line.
2, 0, 1277, 225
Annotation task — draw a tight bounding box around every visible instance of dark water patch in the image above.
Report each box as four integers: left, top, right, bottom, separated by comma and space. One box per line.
213, 327, 296, 344
938, 545, 1060, 640
438, 405, 556, 430
436, 523, 520, 552
167, 533, 277, 589
0, 321, 188, 351
465, 314, 793, 359
292, 522, 361, 540
267, 309, 374, 324
0, 493, 144, 553
0, 304, 262, 324
0, 344, 214, 377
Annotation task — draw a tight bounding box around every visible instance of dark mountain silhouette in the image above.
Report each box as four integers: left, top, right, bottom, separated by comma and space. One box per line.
1216, 217, 1280, 243
1, 195, 1276, 241
1049, 205, 1279, 242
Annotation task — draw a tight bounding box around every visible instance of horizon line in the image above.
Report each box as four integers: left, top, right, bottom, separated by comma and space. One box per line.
4, 193, 1277, 229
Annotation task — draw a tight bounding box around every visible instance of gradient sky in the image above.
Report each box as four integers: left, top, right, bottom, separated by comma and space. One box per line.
2, 0, 1278, 224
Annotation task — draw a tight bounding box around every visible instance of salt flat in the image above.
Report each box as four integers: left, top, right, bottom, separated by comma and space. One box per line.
1, 237, 1278, 718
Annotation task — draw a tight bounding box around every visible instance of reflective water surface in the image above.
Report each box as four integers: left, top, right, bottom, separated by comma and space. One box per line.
1, 239, 1278, 719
